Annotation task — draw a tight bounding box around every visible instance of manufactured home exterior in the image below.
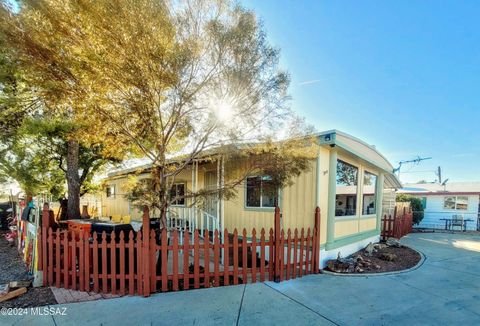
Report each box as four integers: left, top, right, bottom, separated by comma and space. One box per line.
101, 130, 401, 267
399, 182, 480, 231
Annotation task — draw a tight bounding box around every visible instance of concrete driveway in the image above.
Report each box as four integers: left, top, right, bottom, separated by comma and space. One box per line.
3, 232, 480, 326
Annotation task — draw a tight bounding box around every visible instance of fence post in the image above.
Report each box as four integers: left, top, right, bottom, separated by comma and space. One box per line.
38, 203, 50, 287
142, 207, 151, 297
274, 207, 281, 283
314, 207, 321, 272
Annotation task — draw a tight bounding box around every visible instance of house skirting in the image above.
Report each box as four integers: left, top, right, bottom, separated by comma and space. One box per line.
319, 234, 380, 268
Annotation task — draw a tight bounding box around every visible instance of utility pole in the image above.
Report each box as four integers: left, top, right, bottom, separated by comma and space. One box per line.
437, 166, 442, 184
394, 156, 432, 180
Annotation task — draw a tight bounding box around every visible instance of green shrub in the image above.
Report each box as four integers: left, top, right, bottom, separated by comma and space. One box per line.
396, 194, 424, 225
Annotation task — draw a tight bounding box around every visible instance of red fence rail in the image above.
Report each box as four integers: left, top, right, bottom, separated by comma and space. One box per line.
38, 206, 321, 297
381, 207, 413, 241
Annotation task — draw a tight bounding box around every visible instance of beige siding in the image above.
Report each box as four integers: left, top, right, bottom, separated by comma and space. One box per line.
280, 160, 317, 231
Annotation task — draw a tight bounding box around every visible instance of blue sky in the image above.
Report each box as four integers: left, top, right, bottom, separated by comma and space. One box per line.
242, 0, 480, 184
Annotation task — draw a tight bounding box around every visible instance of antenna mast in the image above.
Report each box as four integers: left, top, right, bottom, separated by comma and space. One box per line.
393, 156, 432, 180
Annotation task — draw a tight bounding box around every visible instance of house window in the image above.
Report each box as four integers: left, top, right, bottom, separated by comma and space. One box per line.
443, 196, 468, 210
170, 183, 186, 206
362, 171, 377, 215
246, 176, 276, 208
336, 160, 358, 216
106, 185, 116, 198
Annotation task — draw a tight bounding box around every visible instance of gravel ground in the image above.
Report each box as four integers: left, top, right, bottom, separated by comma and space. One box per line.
0, 231, 57, 308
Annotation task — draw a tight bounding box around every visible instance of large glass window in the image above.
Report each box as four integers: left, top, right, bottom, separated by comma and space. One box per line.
362, 171, 377, 215
444, 196, 468, 210
170, 183, 186, 206
335, 160, 358, 216
246, 176, 276, 208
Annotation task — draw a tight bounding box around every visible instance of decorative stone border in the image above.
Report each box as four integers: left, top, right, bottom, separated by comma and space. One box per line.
319, 245, 426, 277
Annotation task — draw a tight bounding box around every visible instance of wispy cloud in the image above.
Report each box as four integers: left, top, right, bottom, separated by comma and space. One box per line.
298, 79, 322, 86
452, 153, 477, 158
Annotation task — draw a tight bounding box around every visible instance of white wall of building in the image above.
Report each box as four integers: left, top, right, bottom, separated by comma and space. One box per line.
417, 195, 478, 230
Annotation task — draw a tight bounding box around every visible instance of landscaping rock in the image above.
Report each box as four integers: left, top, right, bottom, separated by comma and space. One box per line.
365, 242, 376, 256
326, 259, 353, 273
379, 253, 397, 261
386, 238, 402, 248
373, 243, 387, 250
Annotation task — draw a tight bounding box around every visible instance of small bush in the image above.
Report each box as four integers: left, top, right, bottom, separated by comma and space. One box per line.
396, 194, 424, 225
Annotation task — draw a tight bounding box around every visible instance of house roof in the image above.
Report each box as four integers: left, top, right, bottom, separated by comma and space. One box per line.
399, 182, 480, 195
105, 129, 402, 188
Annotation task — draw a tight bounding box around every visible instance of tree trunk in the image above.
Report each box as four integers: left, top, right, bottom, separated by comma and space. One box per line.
66, 139, 81, 219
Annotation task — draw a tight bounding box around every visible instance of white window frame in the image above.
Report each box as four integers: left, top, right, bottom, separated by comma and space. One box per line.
170, 183, 186, 207
335, 159, 360, 218
245, 175, 276, 209
443, 196, 468, 211
361, 170, 378, 216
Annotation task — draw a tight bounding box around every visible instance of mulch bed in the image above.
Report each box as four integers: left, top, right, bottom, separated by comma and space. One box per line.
0, 231, 57, 308
348, 245, 421, 274
324, 241, 421, 274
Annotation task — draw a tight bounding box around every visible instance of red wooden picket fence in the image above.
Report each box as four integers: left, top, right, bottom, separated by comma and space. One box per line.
37, 205, 321, 297
381, 207, 413, 241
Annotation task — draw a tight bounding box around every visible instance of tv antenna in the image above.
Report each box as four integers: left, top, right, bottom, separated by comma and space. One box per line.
393, 156, 432, 179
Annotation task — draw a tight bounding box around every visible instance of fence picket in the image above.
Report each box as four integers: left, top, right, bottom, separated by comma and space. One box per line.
79, 232, 85, 292
128, 231, 134, 295
151, 230, 157, 293
172, 230, 179, 291
84, 232, 90, 292
233, 229, 239, 285
204, 231, 210, 288
223, 229, 230, 286
194, 230, 200, 289
213, 230, 220, 286
101, 232, 107, 293
136, 231, 143, 295
183, 231, 190, 290
260, 229, 265, 282
242, 229, 248, 283
305, 228, 311, 274
55, 229, 61, 288
71, 234, 76, 290
293, 229, 298, 279
268, 229, 274, 281
251, 229, 257, 283
299, 229, 304, 277
161, 229, 168, 292
119, 231, 125, 296
63, 231, 69, 289
286, 230, 291, 280
279, 230, 284, 281
42, 227, 47, 287
93, 232, 99, 293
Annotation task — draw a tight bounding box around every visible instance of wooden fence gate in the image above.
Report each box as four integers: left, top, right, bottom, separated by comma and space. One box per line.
38, 206, 321, 297
381, 206, 413, 241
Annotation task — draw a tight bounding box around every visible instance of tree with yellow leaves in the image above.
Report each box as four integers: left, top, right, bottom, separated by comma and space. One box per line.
1, 0, 316, 225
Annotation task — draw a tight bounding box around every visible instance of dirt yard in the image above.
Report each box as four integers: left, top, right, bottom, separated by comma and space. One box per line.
0, 231, 57, 308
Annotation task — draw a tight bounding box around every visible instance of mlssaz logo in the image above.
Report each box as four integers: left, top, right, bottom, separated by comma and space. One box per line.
30, 307, 67, 316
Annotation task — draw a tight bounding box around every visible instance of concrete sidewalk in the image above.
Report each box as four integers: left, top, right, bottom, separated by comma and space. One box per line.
3, 232, 480, 326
